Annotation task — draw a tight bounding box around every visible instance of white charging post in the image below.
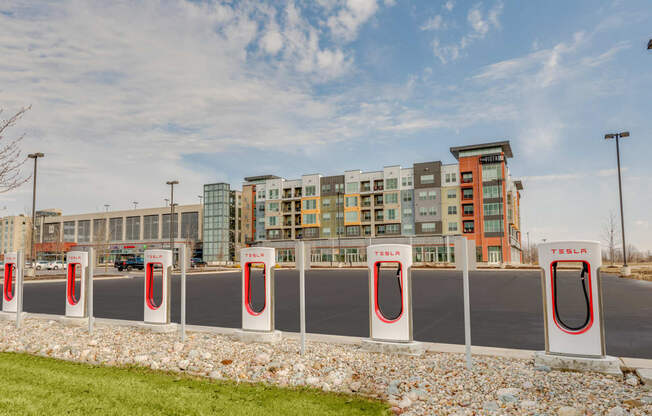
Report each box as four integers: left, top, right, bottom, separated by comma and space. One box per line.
535, 241, 621, 376
236, 247, 281, 343
65, 251, 89, 319
361, 244, 423, 355
455, 237, 476, 370
143, 249, 173, 326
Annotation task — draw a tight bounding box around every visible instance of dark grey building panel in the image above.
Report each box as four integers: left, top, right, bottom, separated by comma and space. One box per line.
413, 161, 442, 189
320, 175, 345, 197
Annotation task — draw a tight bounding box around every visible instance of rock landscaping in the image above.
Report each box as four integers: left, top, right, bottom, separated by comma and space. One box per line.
1, 317, 650, 415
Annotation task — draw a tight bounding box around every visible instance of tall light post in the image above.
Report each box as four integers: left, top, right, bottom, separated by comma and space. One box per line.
133, 201, 138, 210
647, 39, 651, 50
164, 198, 169, 207
198, 195, 203, 205
28, 153, 44, 265
104, 204, 110, 212
166, 180, 179, 259
605, 131, 630, 274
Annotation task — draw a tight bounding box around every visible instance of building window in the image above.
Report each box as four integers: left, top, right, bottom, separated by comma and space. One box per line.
462, 188, 473, 200
143, 215, 158, 239
268, 189, 280, 199
418, 191, 427, 200
337, 225, 344, 235
63, 221, 75, 242
445, 172, 457, 183
463, 221, 474, 233
302, 199, 317, 210
428, 207, 437, 216
482, 164, 502, 181
428, 191, 437, 200
386, 224, 400, 234
321, 184, 331, 193
268, 217, 277, 226
268, 229, 281, 239
401, 175, 413, 187
385, 193, 398, 204
448, 222, 458, 232
385, 209, 397, 220
385, 178, 398, 190
268, 202, 279, 212
109, 217, 122, 241
126, 216, 141, 241
335, 183, 344, 193
403, 223, 413, 232
336, 212, 343, 219
420, 174, 435, 184
322, 227, 331, 236
346, 226, 360, 236
345, 196, 358, 207
402, 192, 412, 202
345, 211, 359, 222
376, 225, 385, 235
419, 207, 427, 216
93, 219, 106, 242
402, 208, 412, 216
461, 172, 473, 183
77, 220, 90, 243
484, 202, 503, 216
322, 198, 331, 208
303, 213, 317, 225
322, 213, 331, 220
448, 206, 457, 215
463, 204, 474, 216
345, 182, 359, 193
304, 186, 316, 197
483, 185, 501, 199
484, 219, 503, 233
162, 214, 179, 239
422, 222, 436, 232
447, 189, 457, 199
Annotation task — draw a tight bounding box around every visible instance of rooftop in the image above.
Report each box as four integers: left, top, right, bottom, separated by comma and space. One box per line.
449, 140, 513, 160
243, 175, 281, 183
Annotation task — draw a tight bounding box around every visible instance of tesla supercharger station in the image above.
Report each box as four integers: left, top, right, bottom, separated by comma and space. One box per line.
362, 244, 422, 354
65, 251, 89, 318
536, 241, 620, 375
143, 250, 172, 325
240, 247, 276, 335
2, 252, 20, 313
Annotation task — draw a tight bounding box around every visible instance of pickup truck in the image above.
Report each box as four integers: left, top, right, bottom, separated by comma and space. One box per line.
114, 257, 144, 271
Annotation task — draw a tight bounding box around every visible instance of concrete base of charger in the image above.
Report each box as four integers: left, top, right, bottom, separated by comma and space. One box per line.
141, 322, 178, 333
360, 339, 424, 356
233, 329, 282, 344
60, 316, 89, 327
0, 311, 27, 321
534, 351, 622, 377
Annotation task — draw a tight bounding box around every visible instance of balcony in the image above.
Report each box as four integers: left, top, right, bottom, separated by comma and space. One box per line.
373, 185, 384, 192
361, 199, 371, 207
375, 214, 384, 222
461, 172, 473, 183
283, 190, 292, 199
294, 188, 302, 198
361, 183, 371, 192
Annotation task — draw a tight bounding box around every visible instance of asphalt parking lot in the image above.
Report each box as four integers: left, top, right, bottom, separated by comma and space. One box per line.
4, 269, 651, 358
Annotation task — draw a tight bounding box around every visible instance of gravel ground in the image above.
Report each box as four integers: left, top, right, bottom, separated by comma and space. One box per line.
1, 318, 650, 416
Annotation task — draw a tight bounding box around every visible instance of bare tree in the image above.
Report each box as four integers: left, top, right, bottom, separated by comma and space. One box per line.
602, 210, 619, 265
0, 106, 32, 193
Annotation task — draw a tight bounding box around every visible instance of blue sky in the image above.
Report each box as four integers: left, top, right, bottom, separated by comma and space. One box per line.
1, 0, 651, 251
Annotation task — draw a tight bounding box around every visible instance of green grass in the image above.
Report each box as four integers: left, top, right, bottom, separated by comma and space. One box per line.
0, 353, 389, 416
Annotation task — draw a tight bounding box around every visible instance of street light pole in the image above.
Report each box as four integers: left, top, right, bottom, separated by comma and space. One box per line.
166, 180, 179, 262
133, 201, 138, 210
28, 153, 44, 265
605, 132, 630, 274
164, 198, 169, 207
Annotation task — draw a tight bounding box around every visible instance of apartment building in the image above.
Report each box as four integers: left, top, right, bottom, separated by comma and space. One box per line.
34, 205, 202, 262
0, 215, 32, 257
450, 141, 523, 264
207, 140, 523, 264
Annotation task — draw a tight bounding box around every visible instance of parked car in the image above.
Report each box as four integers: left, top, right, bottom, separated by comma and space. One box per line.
50, 260, 65, 270
191, 257, 206, 268
115, 257, 144, 271
34, 260, 51, 270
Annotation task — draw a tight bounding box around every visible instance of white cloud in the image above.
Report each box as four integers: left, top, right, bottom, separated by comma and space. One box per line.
260, 31, 284, 55
420, 15, 445, 31
444, 1, 455, 12
428, 1, 503, 63
326, 0, 379, 42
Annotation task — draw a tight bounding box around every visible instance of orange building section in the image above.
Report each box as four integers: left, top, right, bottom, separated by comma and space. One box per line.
458, 153, 511, 263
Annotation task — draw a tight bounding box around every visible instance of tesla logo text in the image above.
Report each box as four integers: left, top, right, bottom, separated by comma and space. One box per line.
69, 256, 81, 261
551, 248, 588, 255
149, 255, 163, 259
375, 250, 401, 257
244, 253, 264, 258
